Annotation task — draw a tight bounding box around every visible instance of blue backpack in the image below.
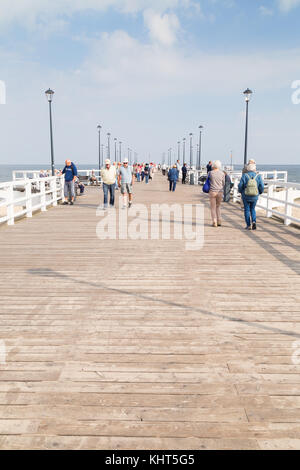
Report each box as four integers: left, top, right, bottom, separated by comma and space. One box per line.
203, 175, 211, 193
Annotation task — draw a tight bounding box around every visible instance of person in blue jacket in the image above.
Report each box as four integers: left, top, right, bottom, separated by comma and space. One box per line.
238, 162, 264, 230
62, 159, 78, 205
168, 164, 179, 192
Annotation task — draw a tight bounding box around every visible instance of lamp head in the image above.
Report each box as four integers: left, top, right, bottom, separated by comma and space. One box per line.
243, 88, 253, 102
45, 89, 54, 102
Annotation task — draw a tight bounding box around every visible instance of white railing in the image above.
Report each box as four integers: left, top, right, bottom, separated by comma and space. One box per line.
229, 170, 288, 184
232, 179, 300, 227
12, 170, 44, 181
0, 175, 64, 226
12, 169, 102, 185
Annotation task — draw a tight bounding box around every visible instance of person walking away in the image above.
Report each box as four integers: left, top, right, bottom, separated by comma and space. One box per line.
118, 158, 135, 208
162, 163, 167, 176
208, 160, 225, 227
238, 162, 264, 230
223, 171, 232, 203
206, 161, 213, 174
62, 159, 78, 205
144, 164, 150, 184
136, 165, 141, 182
168, 164, 179, 192
100, 159, 116, 209
182, 164, 187, 184
240, 159, 256, 210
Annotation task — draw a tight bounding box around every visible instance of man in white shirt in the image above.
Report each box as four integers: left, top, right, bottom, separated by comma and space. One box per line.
100, 159, 117, 209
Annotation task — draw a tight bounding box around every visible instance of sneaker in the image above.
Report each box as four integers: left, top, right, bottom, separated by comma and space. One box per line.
70, 201, 74, 205
128, 202, 132, 208
252, 222, 257, 230
63, 201, 68, 205
245, 226, 252, 230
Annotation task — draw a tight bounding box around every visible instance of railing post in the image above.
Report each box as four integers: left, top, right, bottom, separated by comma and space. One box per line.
51, 177, 57, 206
284, 187, 293, 226
266, 184, 274, 218
60, 175, 64, 201
40, 180, 47, 212
25, 180, 32, 218
6, 183, 15, 226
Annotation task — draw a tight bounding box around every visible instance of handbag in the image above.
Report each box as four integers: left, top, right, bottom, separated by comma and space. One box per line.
203, 175, 211, 193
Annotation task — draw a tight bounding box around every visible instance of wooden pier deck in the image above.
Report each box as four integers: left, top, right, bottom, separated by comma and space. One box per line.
0, 173, 300, 450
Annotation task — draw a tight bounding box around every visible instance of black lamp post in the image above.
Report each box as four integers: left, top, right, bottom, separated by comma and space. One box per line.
177, 141, 180, 162
183, 138, 186, 164
45, 89, 55, 176
119, 142, 121, 161
243, 88, 253, 166
107, 133, 111, 159
114, 138, 117, 163
198, 125, 203, 170
97, 125, 102, 170
189, 133, 193, 168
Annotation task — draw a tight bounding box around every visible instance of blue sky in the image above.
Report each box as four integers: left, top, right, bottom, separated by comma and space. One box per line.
0, 0, 300, 165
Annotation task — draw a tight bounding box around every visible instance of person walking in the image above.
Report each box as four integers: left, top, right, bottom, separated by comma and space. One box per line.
223, 171, 232, 203
62, 159, 78, 205
118, 158, 135, 208
206, 161, 213, 173
136, 165, 141, 182
182, 163, 187, 184
168, 164, 179, 192
162, 163, 167, 176
238, 162, 264, 230
100, 159, 116, 209
208, 160, 225, 227
144, 164, 150, 184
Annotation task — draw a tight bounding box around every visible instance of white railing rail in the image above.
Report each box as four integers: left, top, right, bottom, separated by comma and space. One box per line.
13, 169, 102, 185
232, 178, 300, 227
0, 175, 64, 226
229, 170, 288, 184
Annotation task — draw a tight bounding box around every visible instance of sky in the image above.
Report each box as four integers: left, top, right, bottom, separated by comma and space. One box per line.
0, 0, 300, 166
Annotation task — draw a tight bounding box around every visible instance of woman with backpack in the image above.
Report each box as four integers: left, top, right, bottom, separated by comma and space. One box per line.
238, 162, 264, 230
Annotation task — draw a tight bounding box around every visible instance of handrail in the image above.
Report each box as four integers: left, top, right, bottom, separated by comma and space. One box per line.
0, 175, 64, 226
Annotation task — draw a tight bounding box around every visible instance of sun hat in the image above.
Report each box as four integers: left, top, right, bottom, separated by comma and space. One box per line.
105, 159, 111, 165
123, 158, 129, 164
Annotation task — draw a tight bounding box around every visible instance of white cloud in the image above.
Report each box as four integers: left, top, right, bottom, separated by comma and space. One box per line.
277, 0, 300, 11
143, 10, 180, 46
259, 5, 274, 15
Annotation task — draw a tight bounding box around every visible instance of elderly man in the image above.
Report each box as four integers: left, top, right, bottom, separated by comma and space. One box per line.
62, 159, 77, 205
118, 158, 134, 208
100, 159, 116, 209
